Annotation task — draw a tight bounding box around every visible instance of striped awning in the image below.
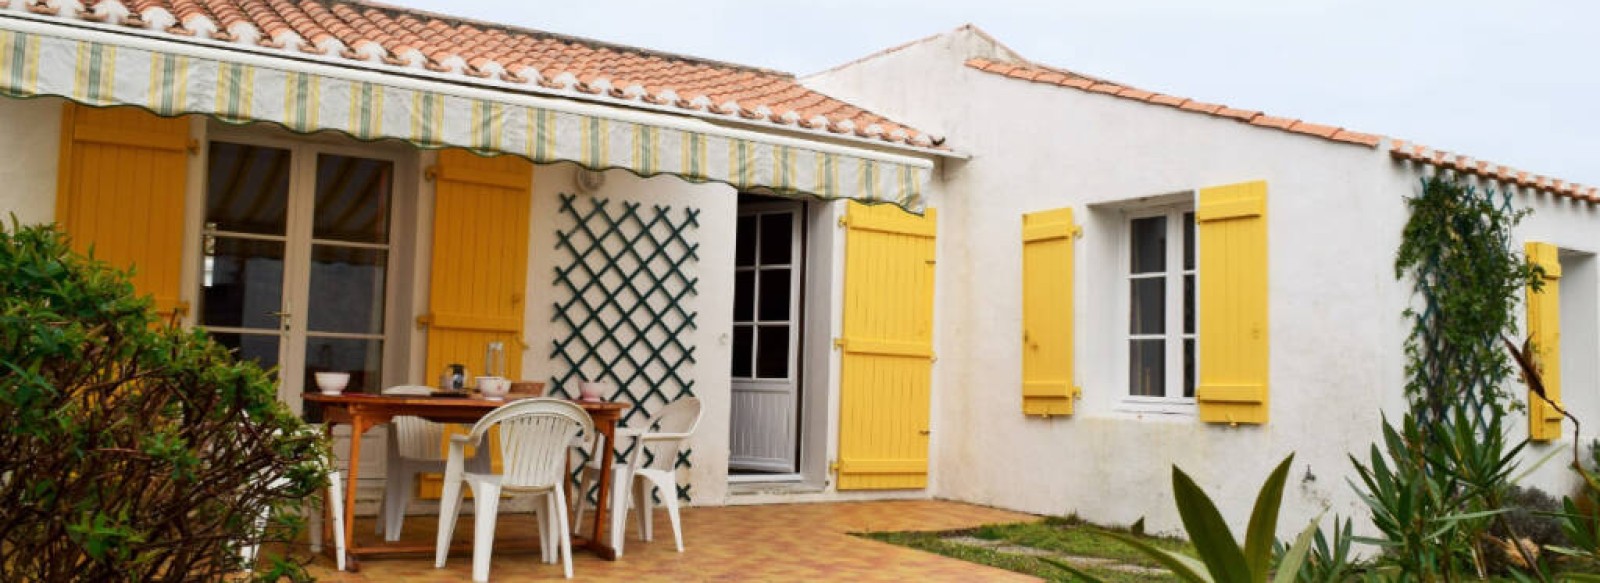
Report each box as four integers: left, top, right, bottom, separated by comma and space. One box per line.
0, 19, 931, 212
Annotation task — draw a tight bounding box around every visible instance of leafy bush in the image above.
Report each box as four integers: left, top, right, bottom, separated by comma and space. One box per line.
0, 222, 329, 581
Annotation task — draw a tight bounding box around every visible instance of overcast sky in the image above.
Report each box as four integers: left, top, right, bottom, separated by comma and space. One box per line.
397, 0, 1598, 187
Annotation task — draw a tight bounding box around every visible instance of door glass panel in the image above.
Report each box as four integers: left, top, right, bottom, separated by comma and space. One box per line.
307, 246, 388, 335
755, 325, 790, 379
735, 215, 757, 267
1183, 212, 1196, 270
1184, 274, 1195, 335
1129, 338, 1165, 397
200, 237, 285, 329
758, 213, 793, 266
210, 332, 281, 376
206, 142, 291, 236
731, 325, 753, 378
757, 269, 791, 321
305, 337, 382, 395
733, 271, 754, 322
1184, 339, 1196, 398
314, 154, 394, 243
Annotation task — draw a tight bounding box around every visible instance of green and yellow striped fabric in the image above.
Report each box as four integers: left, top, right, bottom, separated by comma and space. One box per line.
0, 25, 929, 212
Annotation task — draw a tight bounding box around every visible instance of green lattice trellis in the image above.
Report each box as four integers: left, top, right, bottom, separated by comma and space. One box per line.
551, 193, 699, 500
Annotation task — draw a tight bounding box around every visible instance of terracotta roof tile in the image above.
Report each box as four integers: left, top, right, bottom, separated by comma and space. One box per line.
965, 58, 1382, 149
28, 0, 940, 150
1389, 141, 1597, 205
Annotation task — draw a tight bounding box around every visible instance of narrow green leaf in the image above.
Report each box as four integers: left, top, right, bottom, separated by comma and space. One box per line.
1244, 455, 1295, 579
1104, 532, 1213, 583
1171, 466, 1253, 583
1270, 520, 1319, 583
1039, 557, 1108, 583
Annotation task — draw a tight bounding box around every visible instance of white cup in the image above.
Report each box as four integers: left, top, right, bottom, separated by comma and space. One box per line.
578, 381, 608, 402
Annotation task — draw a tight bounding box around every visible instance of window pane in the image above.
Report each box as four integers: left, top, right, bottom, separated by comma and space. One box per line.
1129, 339, 1165, 397
1130, 216, 1166, 273
1184, 274, 1195, 335
1130, 277, 1165, 335
758, 213, 794, 266
731, 326, 753, 378
210, 332, 280, 376
733, 271, 754, 322
313, 154, 393, 244
735, 216, 757, 267
1183, 212, 1196, 271
206, 142, 291, 236
200, 237, 284, 330
758, 269, 792, 321
307, 246, 387, 335
756, 325, 791, 379
1184, 339, 1196, 398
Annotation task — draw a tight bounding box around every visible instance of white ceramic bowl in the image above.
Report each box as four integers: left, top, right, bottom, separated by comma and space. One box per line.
479, 377, 510, 400
314, 372, 351, 395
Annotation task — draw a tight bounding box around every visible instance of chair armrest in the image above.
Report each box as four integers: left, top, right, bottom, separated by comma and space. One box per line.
450, 434, 474, 445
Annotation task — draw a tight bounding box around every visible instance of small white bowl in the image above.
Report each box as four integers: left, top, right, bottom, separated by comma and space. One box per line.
479, 377, 510, 400
315, 372, 351, 395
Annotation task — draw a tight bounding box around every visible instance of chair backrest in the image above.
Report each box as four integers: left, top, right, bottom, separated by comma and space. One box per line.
468, 398, 593, 489
639, 397, 702, 471
390, 416, 448, 460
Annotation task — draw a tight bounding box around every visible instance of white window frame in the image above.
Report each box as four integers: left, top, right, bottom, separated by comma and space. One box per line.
1116, 199, 1197, 414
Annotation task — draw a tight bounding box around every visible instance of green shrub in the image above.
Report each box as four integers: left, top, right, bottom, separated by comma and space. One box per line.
0, 222, 329, 581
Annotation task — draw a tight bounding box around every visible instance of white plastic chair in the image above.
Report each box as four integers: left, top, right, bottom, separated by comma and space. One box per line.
243, 444, 347, 572
572, 397, 701, 557
378, 385, 489, 542
434, 398, 596, 582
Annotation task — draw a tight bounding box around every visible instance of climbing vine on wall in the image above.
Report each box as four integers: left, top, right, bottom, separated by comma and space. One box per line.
1395, 175, 1540, 428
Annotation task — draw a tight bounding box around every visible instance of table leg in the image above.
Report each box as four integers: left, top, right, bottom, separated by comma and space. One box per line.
588, 417, 619, 560
341, 416, 372, 572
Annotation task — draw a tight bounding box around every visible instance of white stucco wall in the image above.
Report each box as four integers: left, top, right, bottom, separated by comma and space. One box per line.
0, 97, 62, 224
808, 29, 1600, 539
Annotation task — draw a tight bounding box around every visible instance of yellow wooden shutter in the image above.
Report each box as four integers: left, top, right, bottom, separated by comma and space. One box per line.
1525, 242, 1563, 442
1021, 207, 1079, 416
417, 149, 532, 498
836, 202, 937, 490
1195, 180, 1269, 425
55, 104, 191, 320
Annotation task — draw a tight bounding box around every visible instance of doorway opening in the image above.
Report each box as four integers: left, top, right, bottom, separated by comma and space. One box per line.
729, 194, 806, 481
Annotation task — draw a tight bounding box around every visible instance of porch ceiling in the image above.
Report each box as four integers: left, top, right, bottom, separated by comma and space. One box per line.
0, 10, 935, 212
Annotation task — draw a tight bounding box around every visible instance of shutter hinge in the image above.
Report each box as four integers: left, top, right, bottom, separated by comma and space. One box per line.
837, 215, 850, 228
424, 165, 439, 182
416, 314, 432, 330
833, 337, 844, 350
828, 459, 840, 474
187, 139, 200, 155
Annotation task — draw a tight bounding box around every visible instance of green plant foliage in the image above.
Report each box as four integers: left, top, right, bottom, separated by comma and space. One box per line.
0, 221, 330, 581
1272, 516, 1355, 583
1350, 408, 1527, 579
1052, 455, 1319, 583
1394, 176, 1540, 428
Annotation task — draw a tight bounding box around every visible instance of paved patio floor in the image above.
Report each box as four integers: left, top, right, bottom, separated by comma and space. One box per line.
305, 499, 1039, 581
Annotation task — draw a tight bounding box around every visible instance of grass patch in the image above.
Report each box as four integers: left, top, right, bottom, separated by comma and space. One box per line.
859, 531, 1171, 583
857, 516, 1191, 582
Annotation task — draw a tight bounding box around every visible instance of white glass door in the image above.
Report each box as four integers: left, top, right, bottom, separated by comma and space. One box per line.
198, 140, 396, 414
729, 202, 803, 475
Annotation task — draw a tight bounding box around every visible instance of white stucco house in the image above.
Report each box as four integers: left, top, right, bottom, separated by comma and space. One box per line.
805, 25, 1600, 536
1, 1, 1595, 543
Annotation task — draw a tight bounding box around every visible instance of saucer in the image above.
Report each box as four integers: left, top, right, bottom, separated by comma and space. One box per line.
320, 390, 344, 396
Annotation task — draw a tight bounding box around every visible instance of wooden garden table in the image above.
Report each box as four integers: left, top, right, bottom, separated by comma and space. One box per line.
303, 392, 629, 571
